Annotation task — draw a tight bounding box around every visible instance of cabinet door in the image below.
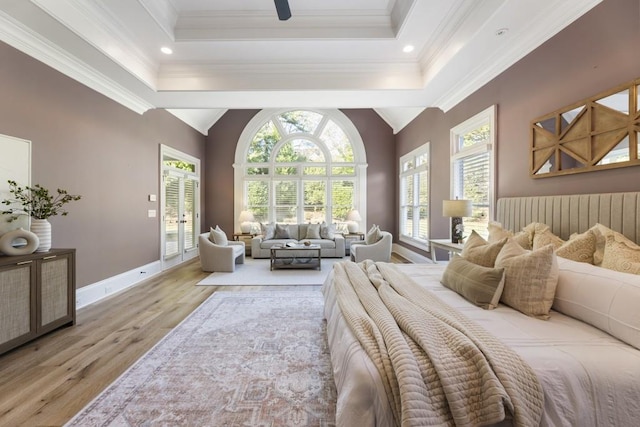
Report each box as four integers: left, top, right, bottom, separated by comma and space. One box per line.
39, 253, 74, 333
0, 261, 37, 352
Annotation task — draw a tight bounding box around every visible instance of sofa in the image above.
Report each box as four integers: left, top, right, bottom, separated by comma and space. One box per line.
251, 223, 345, 258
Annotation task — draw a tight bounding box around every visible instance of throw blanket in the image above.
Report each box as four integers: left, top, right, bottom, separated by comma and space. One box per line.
333, 260, 544, 427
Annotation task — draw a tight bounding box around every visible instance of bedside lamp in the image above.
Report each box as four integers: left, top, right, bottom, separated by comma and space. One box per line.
346, 209, 362, 233
442, 199, 472, 243
238, 210, 255, 234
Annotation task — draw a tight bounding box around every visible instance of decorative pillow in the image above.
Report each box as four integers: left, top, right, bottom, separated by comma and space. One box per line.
320, 222, 335, 240
495, 239, 559, 320
261, 223, 276, 240
210, 225, 228, 246
441, 255, 505, 310
532, 228, 564, 250
522, 222, 551, 249
305, 223, 321, 239
555, 229, 597, 264
461, 230, 507, 267
592, 223, 637, 266
275, 223, 291, 239
365, 224, 382, 245
488, 222, 531, 249
554, 257, 640, 350
601, 235, 640, 275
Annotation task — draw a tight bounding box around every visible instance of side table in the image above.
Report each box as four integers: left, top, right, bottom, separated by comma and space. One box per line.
233, 233, 257, 256
343, 232, 365, 255
429, 239, 464, 263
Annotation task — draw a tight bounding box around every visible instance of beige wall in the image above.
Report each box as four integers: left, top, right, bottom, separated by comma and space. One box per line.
0, 41, 206, 288
396, 0, 640, 255
205, 109, 396, 234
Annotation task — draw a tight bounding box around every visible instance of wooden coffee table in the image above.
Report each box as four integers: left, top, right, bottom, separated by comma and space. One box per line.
270, 244, 321, 271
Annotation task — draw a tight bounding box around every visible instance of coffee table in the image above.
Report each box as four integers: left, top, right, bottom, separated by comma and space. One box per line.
270, 244, 322, 271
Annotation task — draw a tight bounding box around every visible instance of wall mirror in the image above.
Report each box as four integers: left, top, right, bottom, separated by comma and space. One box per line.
530, 78, 640, 178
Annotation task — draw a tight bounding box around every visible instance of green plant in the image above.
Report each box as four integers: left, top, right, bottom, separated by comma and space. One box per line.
1, 179, 81, 222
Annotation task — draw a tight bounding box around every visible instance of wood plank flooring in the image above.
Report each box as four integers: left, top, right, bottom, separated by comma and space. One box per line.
0, 254, 410, 426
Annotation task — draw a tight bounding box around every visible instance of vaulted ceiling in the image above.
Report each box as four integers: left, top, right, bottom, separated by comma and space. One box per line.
0, 0, 602, 134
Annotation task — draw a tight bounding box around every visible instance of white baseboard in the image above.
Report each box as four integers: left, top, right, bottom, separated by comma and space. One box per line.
76, 260, 162, 309
392, 243, 433, 264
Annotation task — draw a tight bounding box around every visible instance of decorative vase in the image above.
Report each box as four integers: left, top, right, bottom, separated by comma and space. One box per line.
30, 218, 52, 252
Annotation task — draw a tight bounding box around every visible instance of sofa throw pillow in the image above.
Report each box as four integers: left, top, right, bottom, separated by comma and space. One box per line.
461, 230, 507, 267
601, 235, 640, 275
261, 223, 276, 240
275, 223, 291, 239
441, 255, 505, 310
365, 224, 382, 245
305, 223, 321, 240
495, 239, 559, 320
210, 225, 228, 246
320, 222, 335, 240
555, 229, 597, 264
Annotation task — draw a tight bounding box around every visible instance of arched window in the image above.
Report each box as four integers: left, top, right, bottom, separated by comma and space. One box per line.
234, 109, 367, 231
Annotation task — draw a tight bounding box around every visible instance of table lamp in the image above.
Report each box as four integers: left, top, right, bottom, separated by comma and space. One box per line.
238, 210, 255, 234
442, 200, 472, 243
346, 209, 362, 233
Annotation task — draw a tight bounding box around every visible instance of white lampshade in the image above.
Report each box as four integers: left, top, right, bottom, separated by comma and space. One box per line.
346, 209, 362, 233
442, 200, 472, 218
238, 210, 255, 233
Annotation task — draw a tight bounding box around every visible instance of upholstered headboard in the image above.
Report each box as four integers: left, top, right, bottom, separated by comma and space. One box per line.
496, 192, 640, 245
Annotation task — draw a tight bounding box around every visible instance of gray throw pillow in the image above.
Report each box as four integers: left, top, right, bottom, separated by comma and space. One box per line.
261, 223, 275, 240
441, 255, 505, 310
365, 224, 381, 245
275, 223, 291, 239
305, 223, 321, 239
320, 222, 335, 240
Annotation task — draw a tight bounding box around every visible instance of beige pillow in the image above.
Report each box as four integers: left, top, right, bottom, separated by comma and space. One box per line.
305, 223, 321, 239
532, 228, 564, 250
522, 222, 551, 249
601, 235, 640, 275
592, 223, 637, 266
495, 239, 559, 320
461, 230, 507, 267
441, 255, 505, 310
365, 224, 381, 245
487, 221, 531, 249
556, 229, 597, 264
210, 225, 228, 246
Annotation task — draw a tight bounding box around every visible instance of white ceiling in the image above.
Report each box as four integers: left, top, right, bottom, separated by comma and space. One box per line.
0, 0, 602, 135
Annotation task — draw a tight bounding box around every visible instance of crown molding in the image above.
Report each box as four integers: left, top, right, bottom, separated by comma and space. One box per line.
166, 108, 227, 135
0, 10, 154, 114
136, 0, 178, 41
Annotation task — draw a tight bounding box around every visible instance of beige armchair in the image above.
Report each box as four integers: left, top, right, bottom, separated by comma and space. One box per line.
350, 231, 392, 263
198, 233, 245, 272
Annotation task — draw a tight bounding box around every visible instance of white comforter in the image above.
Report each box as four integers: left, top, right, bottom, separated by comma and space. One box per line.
323, 263, 640, 427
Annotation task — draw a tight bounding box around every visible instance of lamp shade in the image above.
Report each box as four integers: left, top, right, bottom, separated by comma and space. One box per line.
442, 200, 472, 218
346, 209, 362, 222
238, 210, 255, 223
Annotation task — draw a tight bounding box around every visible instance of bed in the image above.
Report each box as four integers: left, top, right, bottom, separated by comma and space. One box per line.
322, 192, 640, 427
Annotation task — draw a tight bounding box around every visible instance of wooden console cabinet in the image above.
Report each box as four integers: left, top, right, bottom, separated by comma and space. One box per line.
0, 249, 76, 356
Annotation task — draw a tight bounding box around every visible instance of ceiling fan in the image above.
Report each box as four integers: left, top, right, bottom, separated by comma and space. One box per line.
274, 0, 292, 21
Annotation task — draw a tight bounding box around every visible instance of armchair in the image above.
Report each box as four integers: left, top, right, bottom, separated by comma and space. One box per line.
198, 233, 245, 272
350, 231, 392, 263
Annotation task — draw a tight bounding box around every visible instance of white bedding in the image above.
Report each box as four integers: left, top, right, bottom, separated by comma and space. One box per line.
323, 263, 640, 427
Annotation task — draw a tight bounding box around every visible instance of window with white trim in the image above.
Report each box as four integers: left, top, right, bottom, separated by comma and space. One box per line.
450, 105, 496, 239
235, 109, 367, 231
399, 143, 430, 250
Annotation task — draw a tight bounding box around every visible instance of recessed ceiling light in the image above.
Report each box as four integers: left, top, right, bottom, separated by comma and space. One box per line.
495, 28, 509, 36
403, 45, 415, 53
161, 46, 173, 55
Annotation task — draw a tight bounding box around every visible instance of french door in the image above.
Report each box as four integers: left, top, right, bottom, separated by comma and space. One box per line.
161, 146, 200, 270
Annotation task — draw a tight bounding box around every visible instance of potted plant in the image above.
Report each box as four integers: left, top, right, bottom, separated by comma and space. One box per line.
1, 179, 81, 252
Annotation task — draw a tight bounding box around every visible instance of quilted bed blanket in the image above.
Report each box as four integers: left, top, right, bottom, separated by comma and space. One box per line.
332, 260, 544, 427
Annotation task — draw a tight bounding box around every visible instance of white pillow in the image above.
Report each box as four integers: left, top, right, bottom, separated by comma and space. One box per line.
210, 225, 228, 246
365, 224, 381, 245
554, 257, 640, 350
320, 222, 335, 240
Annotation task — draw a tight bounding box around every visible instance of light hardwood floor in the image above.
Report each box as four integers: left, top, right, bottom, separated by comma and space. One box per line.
0, 254, 410, 426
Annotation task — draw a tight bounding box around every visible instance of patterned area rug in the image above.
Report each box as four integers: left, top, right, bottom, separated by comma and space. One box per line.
66, 291, 336, 426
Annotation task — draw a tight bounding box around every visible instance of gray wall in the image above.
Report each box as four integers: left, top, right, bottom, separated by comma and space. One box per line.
395, 0, 640, 255
205, 109, 395, 234
0, 41, 206, 288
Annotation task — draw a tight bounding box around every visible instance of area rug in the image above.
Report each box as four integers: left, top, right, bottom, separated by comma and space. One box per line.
197, 257, 342, 286
66, 291, 336, 426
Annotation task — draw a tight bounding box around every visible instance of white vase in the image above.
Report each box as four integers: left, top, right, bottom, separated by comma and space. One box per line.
30, 218, 52, 252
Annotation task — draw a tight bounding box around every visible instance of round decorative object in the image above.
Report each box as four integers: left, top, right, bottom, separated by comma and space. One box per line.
303, 240, 311, 246
0, 228, 39, 255
30, 218, 52, 252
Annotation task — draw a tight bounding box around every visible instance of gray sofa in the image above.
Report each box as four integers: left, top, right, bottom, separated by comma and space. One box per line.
251, 223, 345, 258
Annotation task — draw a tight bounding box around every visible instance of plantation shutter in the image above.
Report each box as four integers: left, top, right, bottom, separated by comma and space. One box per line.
164, 174, 180, 259
183, 178, 197, 252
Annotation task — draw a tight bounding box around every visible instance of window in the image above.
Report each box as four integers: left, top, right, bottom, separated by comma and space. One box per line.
235, 110, 367, 231
399, 143, 430, 250
450, 105, 496, 239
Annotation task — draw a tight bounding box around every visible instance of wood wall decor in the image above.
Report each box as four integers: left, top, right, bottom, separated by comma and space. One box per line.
530, 77, 640, 178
